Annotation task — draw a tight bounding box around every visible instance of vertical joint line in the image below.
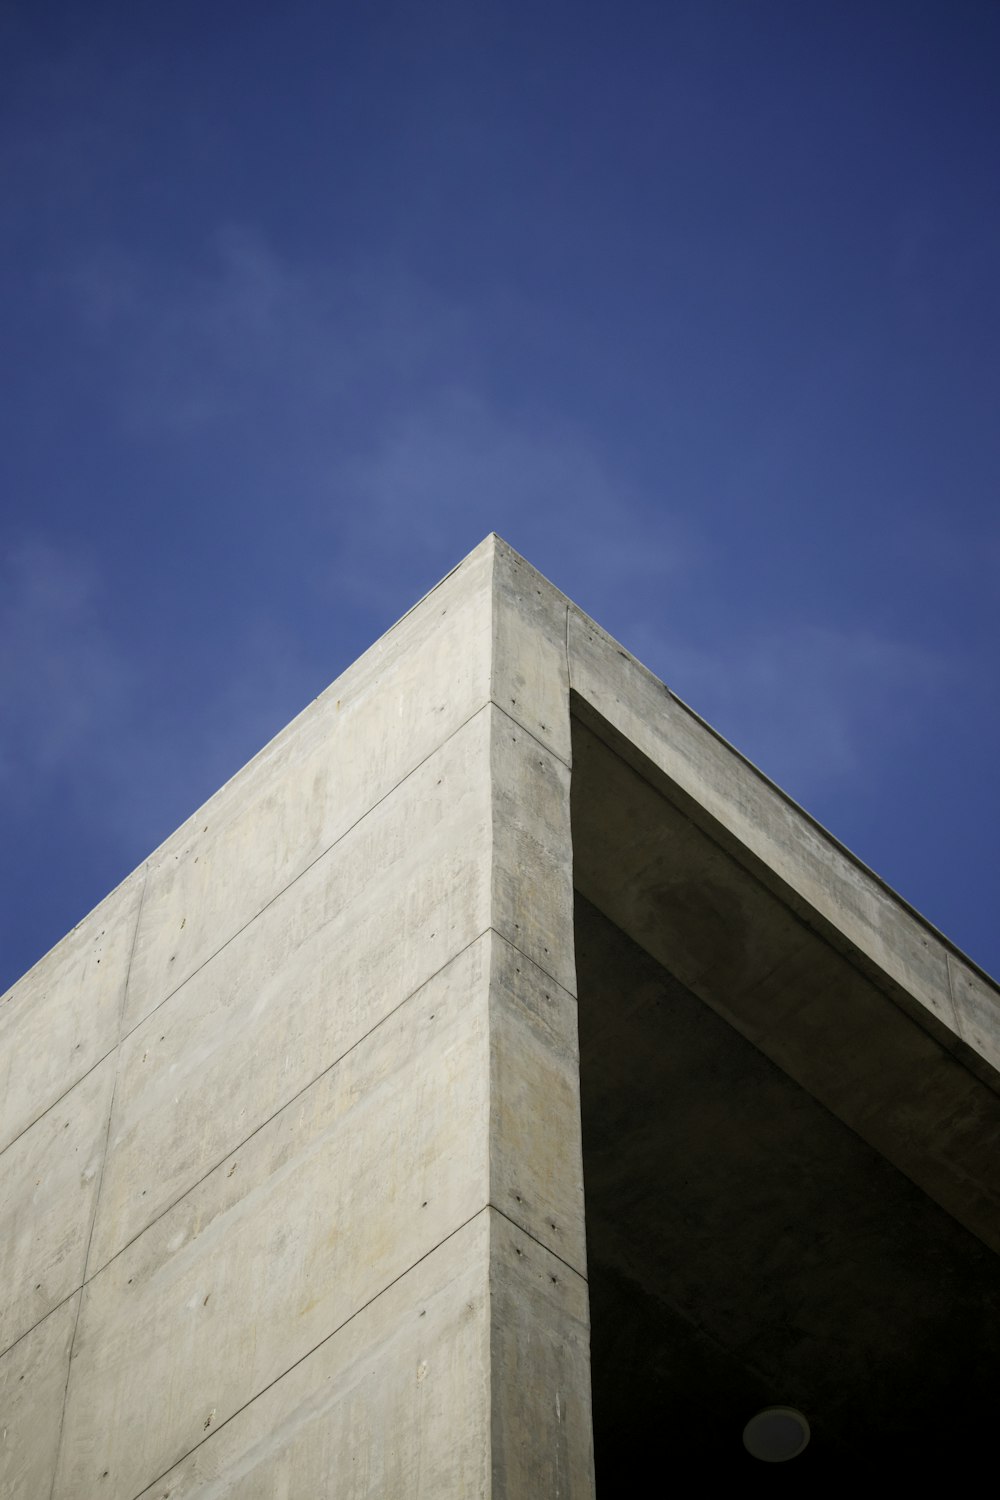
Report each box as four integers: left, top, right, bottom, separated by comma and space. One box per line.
47, 864, 149, 1500
488, 537, 498, 711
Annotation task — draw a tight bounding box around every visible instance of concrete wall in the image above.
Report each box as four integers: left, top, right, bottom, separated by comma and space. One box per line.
3, 533, 997, 1495
0, 537, 592, 1500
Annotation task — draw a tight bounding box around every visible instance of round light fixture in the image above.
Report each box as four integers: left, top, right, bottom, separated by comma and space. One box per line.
742, 1407, 810, 1462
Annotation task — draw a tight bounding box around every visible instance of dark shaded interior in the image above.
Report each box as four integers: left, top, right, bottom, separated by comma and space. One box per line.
571, 711, 1000, 1480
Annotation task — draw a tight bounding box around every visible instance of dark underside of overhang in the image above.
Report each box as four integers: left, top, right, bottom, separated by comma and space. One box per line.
570, 711, 1000, 1478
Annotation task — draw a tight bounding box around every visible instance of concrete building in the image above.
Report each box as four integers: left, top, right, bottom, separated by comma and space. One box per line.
2, 534, 998, 1496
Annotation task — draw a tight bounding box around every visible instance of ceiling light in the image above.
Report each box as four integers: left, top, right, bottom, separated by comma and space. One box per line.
742, 1407, 810, 1462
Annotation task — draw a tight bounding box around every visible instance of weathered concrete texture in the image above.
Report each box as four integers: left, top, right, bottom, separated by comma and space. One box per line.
0, 1295, 79, 1500
0, 1054, 114, 1354
88, 705, 494, 1275
948, 952, 1000, 1076
55, 937, 495, 1500
0, 867, 142, 1152
134, 1215, 494, 1500
133, 1209, 594, 1500
491, 539, 571, 767
490, 707, 575, 996
1, 536, 598, 1499
489, 1211, 593, 1498
488, 935, 586, 1275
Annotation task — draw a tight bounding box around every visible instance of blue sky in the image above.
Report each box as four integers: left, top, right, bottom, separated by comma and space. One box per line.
2, 0, 998, 991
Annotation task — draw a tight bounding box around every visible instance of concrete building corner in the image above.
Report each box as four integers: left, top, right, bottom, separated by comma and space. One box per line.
2, 533, 999, 1492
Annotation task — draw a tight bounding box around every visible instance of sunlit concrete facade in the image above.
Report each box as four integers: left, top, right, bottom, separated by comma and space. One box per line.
2, 535, 998, 1496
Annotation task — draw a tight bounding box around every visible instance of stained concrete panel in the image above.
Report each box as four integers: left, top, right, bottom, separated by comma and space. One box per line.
88, 708, 493, 1274
0, 1053, 114, 1354
123, 539, 493, 1036
135, 1215, 493, 1500
0, 869, 142, 1152
0, 1295, 79, 1500
54, 938, 494, 1500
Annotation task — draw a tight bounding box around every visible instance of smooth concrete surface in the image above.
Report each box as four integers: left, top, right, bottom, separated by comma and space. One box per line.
2, 533, 996, 1496
133, 1210, 594, 1500
55, 939, 494, 1499
2, 537, 595, 1498
88, 707, 494, 1275
134, 1214, 495, 1500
